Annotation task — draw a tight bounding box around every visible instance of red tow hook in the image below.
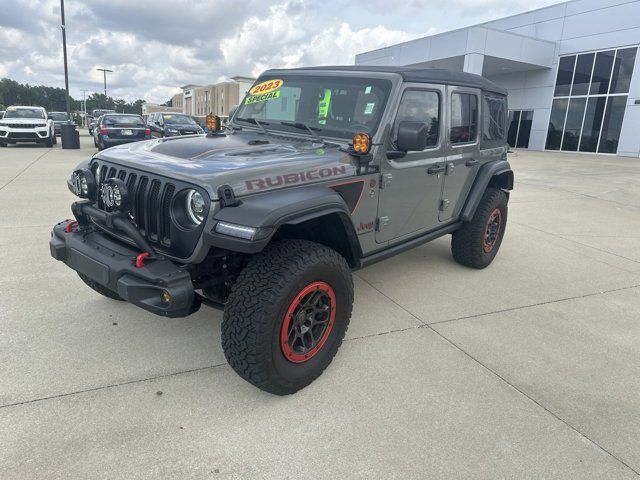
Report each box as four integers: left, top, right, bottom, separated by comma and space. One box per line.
64, 220, 77, 233
135, 252, 150, 268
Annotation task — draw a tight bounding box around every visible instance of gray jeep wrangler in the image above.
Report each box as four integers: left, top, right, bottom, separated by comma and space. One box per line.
50, 66, 513, 395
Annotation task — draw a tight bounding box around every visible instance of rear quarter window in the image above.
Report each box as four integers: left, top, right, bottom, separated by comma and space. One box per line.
481, 94, 507, 148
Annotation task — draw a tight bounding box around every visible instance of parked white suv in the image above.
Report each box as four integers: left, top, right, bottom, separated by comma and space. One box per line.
0, 106, 56, 147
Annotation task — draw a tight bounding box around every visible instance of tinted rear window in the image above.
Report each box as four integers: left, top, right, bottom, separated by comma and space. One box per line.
103, 115, 145, 126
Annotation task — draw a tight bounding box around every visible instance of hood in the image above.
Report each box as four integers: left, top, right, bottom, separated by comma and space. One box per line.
93, 131, 357, 200
1, 118, 47, 125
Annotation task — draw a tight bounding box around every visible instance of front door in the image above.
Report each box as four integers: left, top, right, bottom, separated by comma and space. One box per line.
375, 85, 446, 244
439, 88, 481, 222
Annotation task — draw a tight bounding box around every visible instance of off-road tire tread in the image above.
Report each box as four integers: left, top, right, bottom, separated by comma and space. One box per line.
222, 239, 353, 395
451, 187, 507, 269
77, 272, 124, 300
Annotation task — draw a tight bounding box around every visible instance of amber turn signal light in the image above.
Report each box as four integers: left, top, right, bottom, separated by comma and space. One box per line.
206, 113, 220, 132
352, 132, 371, 155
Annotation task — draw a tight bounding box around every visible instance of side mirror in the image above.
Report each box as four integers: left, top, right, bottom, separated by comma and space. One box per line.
396, 121, 428, 152
47, 115, 53, 120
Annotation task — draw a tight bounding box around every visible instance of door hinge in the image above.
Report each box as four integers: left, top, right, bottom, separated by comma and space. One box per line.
445, 162, 455, 175
379, 173, 393, 189
376, 216, 390, 231
439, 199, 450, 211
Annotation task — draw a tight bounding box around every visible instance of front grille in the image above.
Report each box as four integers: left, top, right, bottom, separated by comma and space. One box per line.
6, 123, 44, 129
8, 132, 38, 139
94, 161, 176, 248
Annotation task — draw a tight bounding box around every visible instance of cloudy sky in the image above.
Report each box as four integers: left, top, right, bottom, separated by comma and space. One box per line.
0, 0, 562, 103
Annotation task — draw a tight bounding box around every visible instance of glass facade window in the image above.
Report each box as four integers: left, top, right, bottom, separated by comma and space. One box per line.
507, 110, 533, 148
547, 46, 637, 154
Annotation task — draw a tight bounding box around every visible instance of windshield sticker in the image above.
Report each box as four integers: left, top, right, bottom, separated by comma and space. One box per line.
364, 102, 375, 115
318, 89, 331, 125
249, 79, 283, 96
245, 90, 281, 105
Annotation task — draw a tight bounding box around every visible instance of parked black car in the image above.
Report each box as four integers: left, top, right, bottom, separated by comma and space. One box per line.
147, 112, 203, 137
48, 112, 75, 136
93, 113, 151, 150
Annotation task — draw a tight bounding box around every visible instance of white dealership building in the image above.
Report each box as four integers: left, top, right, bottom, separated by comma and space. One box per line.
355, 0, 640, 157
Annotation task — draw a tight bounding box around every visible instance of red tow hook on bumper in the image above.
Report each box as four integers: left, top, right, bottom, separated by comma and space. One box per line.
135, 252, 150, 268
64, 220, 77, 233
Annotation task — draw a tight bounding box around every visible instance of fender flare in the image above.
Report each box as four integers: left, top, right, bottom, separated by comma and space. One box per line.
461, 160, 513, 222
203, 185, 361, 259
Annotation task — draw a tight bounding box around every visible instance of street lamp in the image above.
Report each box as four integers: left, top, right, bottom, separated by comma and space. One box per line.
96, 67, 113, 97
59, 0, 79, 149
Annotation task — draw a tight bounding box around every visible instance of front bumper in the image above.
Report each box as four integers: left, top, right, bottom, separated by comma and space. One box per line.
0, 128, 50, 142
50, 220, 200, 318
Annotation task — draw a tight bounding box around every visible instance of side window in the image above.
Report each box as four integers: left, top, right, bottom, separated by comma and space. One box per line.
450, 93, 478, 145
394, 90, 440, 149
482, 95, 507, 143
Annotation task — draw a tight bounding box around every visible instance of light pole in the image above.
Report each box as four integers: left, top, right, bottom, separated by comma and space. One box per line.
80, 89, 91, 127
60, 0, 71, 119
96, 67, 113, 97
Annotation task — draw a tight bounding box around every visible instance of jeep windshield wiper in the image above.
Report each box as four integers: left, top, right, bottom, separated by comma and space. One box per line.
234, 117, 269, 134
279, 121, 324, 144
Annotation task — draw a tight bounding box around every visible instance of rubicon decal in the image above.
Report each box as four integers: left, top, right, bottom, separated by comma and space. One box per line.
245, 166, 349, 191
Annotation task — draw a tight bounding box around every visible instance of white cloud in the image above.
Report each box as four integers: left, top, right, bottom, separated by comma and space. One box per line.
0, 0, 564, 103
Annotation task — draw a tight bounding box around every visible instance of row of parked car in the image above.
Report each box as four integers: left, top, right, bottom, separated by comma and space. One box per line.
0, 106, 206, 150
89, 110, 204, 151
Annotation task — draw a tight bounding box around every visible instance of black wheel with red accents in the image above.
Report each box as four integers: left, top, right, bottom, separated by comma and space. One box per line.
221, 239, 353, 395
451, 187, 508, 269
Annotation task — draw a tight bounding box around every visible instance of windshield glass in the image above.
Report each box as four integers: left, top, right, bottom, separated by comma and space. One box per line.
4, 108, 45, 119
92, 110, 114, 117
103, 115, 145, 126
233, 75, 392, 139
49, 112, 68, 121
162, 114, 196, 125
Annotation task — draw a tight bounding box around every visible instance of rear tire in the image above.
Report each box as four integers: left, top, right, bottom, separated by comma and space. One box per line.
222, 240, 353, 395
77, 273, 124, 301
97, 139, 104, 151
451, 187, 508, 269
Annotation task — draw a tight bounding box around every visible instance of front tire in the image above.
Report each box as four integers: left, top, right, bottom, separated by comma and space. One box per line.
222, 240, 354, 395
77, 273, 124, 301
45, 135, 53, 148
451, 187, 508, 269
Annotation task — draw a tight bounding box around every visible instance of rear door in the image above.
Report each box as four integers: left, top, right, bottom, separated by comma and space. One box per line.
439, 87, 481, 222
375, 84, 446, 243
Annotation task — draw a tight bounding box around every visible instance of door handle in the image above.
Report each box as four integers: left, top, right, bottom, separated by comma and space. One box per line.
427, 164, 446, 175
465, 159, 479, 167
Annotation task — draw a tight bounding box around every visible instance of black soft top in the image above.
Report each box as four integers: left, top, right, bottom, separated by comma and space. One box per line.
263, 65, 507, 96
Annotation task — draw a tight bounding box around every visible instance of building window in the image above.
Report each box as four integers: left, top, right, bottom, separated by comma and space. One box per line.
507, 110, 533, 148
546, 46, 637, 154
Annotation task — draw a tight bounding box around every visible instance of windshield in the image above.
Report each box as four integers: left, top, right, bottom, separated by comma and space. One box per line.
233, 75, 392, 139
4, 108, 45, 119
162, 114, 196, 125
102, 115, 145, 126
49, 112, 68, 121
92, 110, 114, 117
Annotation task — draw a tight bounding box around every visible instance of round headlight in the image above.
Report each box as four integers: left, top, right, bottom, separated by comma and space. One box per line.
68, 168, 96, 199
186, 190, 206, 224
100, 178, 129, 212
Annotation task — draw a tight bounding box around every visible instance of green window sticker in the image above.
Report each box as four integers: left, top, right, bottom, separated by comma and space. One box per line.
245, 90, 281, 105
317, 89, 332, 125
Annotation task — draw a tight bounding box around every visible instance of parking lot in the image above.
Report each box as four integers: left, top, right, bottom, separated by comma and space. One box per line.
1, 134, 639, 479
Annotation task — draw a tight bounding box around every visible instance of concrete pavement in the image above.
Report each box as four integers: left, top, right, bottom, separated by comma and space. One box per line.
1, 137, 639, 479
